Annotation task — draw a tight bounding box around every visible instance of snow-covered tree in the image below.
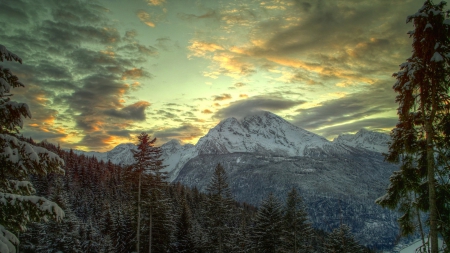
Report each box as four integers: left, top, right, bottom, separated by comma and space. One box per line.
376, 1, 450, 251
0, 44, 65, 253
36, 178, 82, 253
282, 188, 313, 253
204, 163, 234, 253
252, 193, 284, 253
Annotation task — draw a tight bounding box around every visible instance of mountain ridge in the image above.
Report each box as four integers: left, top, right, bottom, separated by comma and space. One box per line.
71, 111, 397, 249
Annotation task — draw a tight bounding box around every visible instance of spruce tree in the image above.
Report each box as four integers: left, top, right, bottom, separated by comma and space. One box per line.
174, 197, 195, 253
131, 132, 166, 253
252, 193, 284, 253
323, 224, 362, 253
376, 1, 450, 251
0, 44, 65, 252
112, 208, 134, 253
204, 163, 234, 253
282, 188, 313, 253
36, 178, 82, 253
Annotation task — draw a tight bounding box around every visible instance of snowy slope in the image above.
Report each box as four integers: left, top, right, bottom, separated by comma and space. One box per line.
106, 143, 137, 165
196, 111, 334, 157
71, 150, 107, 161
333, 128, 390, 154
160, 139, 197, 181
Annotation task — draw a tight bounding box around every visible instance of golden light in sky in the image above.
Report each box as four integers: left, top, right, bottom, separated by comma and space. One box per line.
0, 0, 424, 151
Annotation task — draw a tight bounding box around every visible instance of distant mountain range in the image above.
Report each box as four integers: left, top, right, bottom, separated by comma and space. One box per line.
74, 111, 399, 250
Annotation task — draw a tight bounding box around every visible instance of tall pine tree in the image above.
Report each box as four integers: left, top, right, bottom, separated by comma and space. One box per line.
0, 44, 65, 252
376, 2, 450, 251
323, 224, 362, 253
252, 193, 284, 253
204, 163, 234, 253
282, 188, 313, 253
131, 132, 166, 253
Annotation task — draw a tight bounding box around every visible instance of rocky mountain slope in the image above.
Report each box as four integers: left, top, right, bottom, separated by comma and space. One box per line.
333, 128, 391, 154
73, 111, 398, 249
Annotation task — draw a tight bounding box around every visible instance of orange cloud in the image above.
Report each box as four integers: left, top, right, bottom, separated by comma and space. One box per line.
266, 56, 374, 84
100, 50, 115, 57
121, 68, 146, 80
213, 93, 232, 101
147, 0, 165, 6
137, 10, 156, 27
188, 41, 224, 58
239, 94, 248, 98
202, 109, 213, 114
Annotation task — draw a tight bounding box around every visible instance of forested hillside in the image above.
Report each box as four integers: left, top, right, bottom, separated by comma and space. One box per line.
16, 140, 375, 253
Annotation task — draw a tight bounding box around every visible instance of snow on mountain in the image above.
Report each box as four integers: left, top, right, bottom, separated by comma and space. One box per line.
71, 150, 107, 161
71, 112, 391, 178
106, 143, 137, 165
160, 139, 197, 181
333, 128, 391, 154
196, 111, 334, 157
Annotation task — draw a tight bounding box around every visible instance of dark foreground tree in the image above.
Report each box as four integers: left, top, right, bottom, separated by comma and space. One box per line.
376, 1, 450, 252
283, 188, 313, 253
323, 224, 362, 253
252, 193, 283, 253
131, 132, 166, 253
204, 163, 234, 253
0, 44, 65, 252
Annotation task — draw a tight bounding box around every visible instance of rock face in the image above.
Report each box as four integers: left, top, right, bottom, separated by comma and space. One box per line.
196, 111, 333, 157
73, 111, 398, 250
333, 128, 391, 154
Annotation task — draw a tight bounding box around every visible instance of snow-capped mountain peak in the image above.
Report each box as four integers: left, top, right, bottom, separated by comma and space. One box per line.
195, 111, 331, 156
333, 128, 391, 153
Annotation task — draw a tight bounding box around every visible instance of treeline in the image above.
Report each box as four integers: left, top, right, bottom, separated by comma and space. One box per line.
18, 139, 375, 253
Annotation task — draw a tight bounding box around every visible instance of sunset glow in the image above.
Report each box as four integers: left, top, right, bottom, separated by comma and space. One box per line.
0, 0, 422, 151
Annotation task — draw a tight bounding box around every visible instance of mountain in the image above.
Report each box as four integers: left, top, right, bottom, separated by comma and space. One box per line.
333, 128, 391, 154
72, 111, 398, 249
196, 111, 334, 157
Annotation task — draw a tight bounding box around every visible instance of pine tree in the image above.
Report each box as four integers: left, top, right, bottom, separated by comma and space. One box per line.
252, 193, 284, 253
0, 44, 65, 252
323, 224, 362, 253
36, 178, 82, 253
174, 196, 195, 253
376, 2, 450, 251
112, 208, 134, 253
282, 188, 313, 253
131, 132, 166, 253
204, 163, 234, 253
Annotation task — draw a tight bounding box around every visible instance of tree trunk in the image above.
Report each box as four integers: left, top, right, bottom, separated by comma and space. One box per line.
149, 206, 152, 253
137, 172, 141, 253
426, 124, 439, 253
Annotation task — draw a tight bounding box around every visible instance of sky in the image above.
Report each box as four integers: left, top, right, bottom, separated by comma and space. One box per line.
0, 0, 426, 151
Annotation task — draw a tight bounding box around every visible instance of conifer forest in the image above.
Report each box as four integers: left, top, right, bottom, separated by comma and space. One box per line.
1, 0, 450, 252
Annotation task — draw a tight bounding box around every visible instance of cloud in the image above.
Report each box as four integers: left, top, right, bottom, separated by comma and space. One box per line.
104, 101, 151, 121
147, 0, 166, 6
213, 93, 232, 101
107, 129, 132, 137
214, 95, 305, 119
137, 10, 156, 27
202, 109, 213, 114
291, 82, 397, 132
188, 41, 224, 58
153, 123, 204, 143
121, 68, 150, 80
315, 117, 397, 138
234, 82, 246, 88
178, 9, 217, 21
